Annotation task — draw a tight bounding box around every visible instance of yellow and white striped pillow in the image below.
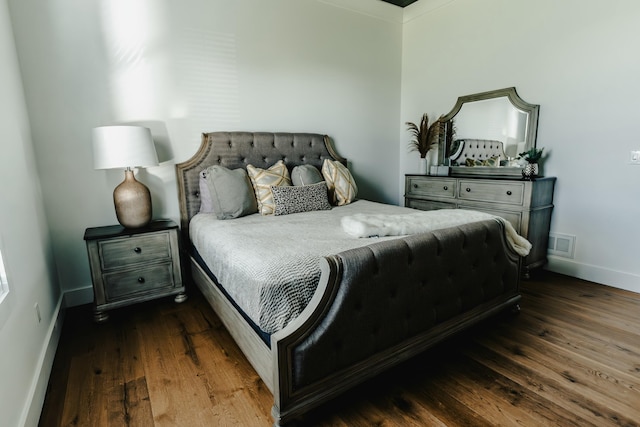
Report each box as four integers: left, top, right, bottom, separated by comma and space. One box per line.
247, 160, 292, 215
321, 159, 357, 206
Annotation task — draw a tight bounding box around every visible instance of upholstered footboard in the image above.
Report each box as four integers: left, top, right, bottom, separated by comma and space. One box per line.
271, 219, 521, 426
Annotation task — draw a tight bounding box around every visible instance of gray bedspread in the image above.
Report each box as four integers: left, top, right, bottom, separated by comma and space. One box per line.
190, 200, 417, 333
190, 200, 525, 334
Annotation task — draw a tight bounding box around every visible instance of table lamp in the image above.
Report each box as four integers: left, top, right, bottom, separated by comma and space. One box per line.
92, 126, 159, 228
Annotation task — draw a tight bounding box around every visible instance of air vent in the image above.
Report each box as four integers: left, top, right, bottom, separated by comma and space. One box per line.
548, 233, 576, 258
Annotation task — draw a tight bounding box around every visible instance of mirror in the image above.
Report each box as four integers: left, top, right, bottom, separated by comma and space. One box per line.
438, 87, 539, 177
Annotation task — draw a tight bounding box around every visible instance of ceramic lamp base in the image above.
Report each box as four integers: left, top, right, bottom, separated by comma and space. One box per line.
113, 169, 152, 228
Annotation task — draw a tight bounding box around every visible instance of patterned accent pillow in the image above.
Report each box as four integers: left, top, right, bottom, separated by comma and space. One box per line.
321, 159, 357, 206
247, 160, 292, 215
271, 182, 332, 216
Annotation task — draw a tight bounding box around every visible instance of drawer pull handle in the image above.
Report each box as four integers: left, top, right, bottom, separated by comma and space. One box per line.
443, 186, 448, 191
133, 247, 142, 254
413, 184, 418, 189
506, 190, 512, 196
466, 188, 471, 192
137, 277, 145, 284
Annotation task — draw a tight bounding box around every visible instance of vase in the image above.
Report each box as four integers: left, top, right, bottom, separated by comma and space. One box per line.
522, 163, 538, 180
419, 157, 428, 175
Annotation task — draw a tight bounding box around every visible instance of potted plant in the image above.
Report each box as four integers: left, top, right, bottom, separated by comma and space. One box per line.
406, 113, 443, 174
518, 147, 544, 179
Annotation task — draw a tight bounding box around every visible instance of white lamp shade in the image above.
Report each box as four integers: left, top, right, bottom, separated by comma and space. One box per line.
92, 126, 159, 170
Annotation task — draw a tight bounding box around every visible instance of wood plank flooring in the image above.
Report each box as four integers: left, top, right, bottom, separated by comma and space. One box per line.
39, 271, 640, 426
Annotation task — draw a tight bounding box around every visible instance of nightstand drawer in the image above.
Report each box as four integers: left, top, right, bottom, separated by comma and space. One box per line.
458, 180, 524, 206
104, 263, 175, 301
407, 177, 456, 198
99, 233, 171, 270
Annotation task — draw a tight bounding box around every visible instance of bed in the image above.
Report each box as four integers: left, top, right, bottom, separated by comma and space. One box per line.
176, 131, 523, 426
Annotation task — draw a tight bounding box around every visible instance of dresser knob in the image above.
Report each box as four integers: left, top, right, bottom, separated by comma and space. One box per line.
133, 247, 142, 254
466, 188, 471, 192
413, 184, 418, 189
137, 277, 145, 283
443, 186, 448, 191
506, 190, 512, 195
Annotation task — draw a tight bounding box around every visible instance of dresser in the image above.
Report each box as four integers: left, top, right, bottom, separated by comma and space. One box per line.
405, 175, 556, 277
84, 219, 187, 322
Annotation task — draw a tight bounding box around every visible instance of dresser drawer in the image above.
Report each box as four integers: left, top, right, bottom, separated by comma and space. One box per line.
407, 199, 456, 211
407, 177, 456, 198
458, 180, 524, 206
99, 232, 171, 270
103, 263, 175, 301
458, 205, 523, 233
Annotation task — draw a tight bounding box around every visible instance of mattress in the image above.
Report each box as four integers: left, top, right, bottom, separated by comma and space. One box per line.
189, 200, 413, 334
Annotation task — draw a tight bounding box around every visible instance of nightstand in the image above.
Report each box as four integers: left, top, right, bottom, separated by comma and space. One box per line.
84, 219, 187, 322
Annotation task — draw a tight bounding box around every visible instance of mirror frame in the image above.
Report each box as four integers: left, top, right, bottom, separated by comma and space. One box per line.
438, 87, 539, 178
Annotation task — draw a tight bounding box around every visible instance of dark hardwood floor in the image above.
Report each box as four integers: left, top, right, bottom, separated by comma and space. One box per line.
39, 271, 640, 426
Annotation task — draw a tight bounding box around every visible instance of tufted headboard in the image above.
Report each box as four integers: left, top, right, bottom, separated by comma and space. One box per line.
175, 131, 346, 239
449, 139, 507, 165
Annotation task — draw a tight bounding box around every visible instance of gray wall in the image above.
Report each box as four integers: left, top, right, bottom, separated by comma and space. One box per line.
8, 0, 404, 305
401, 0, 640, 293
0, 0, 61, 425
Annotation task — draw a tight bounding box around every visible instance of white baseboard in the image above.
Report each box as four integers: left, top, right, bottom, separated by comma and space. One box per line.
20, 294, 65, 427
63, 285, 93, 308
546, 255, 640, 294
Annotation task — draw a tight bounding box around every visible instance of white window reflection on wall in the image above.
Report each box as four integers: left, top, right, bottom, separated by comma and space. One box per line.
0, 249, 8, 301
0, 234, 12, 329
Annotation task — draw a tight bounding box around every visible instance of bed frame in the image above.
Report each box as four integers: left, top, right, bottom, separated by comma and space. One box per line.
176, 131, 522, 426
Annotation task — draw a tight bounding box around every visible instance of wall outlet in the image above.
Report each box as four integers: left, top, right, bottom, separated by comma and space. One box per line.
630, 151, 640, 164
548, 232, 576, 258
34, 302, 41, 323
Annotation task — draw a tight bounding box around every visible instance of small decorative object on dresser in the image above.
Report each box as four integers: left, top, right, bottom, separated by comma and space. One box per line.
518, 147, 544, 180
405, 174, 556, 278
84, 219, 186, 323
406, 113, 444, 175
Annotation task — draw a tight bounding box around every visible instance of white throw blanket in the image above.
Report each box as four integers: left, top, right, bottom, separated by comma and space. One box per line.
341, 209, 532, 257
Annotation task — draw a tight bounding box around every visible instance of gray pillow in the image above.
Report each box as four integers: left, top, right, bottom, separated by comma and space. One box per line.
204, 165, 258, 219
291, 165, 323, 186
271, 182, 332, 216
198, 170, 214, 213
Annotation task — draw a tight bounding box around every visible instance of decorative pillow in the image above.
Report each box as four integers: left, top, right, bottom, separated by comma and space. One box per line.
203, 165, 258, 219
198, 170, 214, 213
465, 156, 501, 167
247, 160, 292, 215
291, 165, 323, 186
321, 159, 357, 206
271, 182, 332, 216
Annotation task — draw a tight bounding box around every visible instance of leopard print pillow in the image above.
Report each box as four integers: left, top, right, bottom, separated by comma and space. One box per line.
271, 182, 332, 216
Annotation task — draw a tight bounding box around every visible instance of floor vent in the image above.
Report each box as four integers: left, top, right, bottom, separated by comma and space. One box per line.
548, 233, 576, 258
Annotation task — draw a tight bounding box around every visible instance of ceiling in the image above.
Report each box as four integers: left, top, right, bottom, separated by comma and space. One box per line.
380, 0, 419, 7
